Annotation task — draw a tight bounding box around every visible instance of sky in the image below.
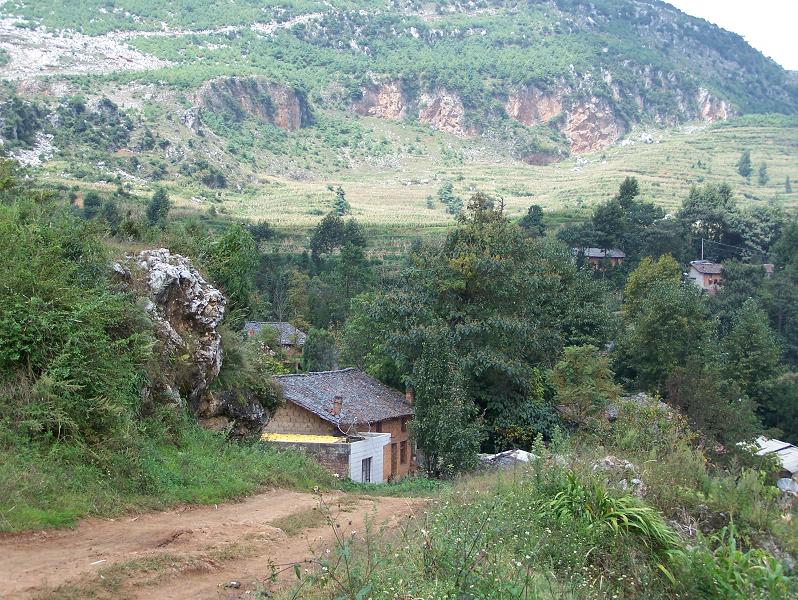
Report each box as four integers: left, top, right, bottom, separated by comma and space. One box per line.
665, 0, 798, 70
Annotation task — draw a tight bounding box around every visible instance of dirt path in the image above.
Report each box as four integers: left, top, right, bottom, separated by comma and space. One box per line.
0, 489, 424, 599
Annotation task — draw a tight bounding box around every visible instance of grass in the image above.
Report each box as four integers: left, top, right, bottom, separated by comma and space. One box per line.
0, 423, 337, 532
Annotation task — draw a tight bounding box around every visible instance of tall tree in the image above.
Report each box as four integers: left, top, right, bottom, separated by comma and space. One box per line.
786, 176, 793, 194
623, 255, 681, 316
208, 224, 260, 316
737, 149, 752, 179
301, 328, 338, 371
758, 161, 769, 186
519, 204, 545, 237
146, 187, 170, 226
331, 185, 350, 216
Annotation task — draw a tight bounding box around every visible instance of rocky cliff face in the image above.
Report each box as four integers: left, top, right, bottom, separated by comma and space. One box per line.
353, 81, 407, 120
195, 76, 310, 131
505, 86, 564, 127
114, 249, 269, 436
418, 89, 474, 137
697, 88, 733, 123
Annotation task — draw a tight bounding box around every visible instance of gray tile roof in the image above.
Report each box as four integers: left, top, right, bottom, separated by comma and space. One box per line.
572, 247, 626, 259
245, 321, 307, 346
275, 368, 414, 426
690, 260, 723, 275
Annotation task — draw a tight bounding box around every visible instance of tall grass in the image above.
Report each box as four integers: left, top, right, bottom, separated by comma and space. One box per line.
0, 420, 335, 532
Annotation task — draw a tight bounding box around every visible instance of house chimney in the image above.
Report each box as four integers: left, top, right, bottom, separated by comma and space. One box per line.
405, 386, 414, 405
330, 395, 343, 417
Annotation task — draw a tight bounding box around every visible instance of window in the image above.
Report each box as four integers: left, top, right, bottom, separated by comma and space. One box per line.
400, 440, 407, 464
401, 418, 407, 433
361, 457, 372, 483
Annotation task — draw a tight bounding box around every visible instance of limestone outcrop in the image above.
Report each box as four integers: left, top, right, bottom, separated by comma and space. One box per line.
114, 249, 269, 436
353, 81, 407, 120
195, 76, 310, 131
418, 90, 475, 137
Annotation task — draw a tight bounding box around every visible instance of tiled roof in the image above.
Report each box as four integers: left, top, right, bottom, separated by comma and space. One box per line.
275, 368, 414, 426
245, 321, 307, 346
690, 260, 723, 275
573, 247, 626, 259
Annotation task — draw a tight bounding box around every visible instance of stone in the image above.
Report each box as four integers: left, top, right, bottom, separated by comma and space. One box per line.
180, 107, 202, 134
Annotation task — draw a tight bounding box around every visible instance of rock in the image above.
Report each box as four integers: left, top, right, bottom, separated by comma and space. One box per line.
119, 249, 226, 413
418, 90, 475, 137
696, 88, 732, 123
776, 478, 798, 494
195, 76, 310, 131
592, 455, 646, 497
479, 449, 536, 469
564, 96, 626, 153
505, 86, 564, 126
353, 81, 407, 120
180, 107, 202, 134
224, 580, 242, 589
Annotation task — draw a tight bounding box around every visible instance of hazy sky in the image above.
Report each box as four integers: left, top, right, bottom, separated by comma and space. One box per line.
666, 1, 798, 70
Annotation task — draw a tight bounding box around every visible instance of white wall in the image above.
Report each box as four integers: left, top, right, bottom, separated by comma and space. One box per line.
348, 433, 391, 483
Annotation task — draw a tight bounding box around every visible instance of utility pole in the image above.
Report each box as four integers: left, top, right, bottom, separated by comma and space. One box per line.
701, 238, 704, 261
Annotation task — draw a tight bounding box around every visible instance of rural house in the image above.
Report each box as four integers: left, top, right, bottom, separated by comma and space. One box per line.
245, 321, 307, 350
262, 368, 415, 483
572, 247, 626, 268
688, 260, 723, 293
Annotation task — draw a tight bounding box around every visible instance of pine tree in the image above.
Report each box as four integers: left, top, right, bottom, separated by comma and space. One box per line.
737, 149, 752, 179
519, 204, 545, 236
786, 176, 793, 194
758, 162, 769, 186
146, 187, 170, 226
332, 186, 350, 216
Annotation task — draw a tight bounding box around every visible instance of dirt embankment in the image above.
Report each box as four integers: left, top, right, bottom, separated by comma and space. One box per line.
0, 489, 425, 599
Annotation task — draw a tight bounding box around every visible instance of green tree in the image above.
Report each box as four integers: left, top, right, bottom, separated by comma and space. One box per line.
82, 191, 102, 220
310, 213, 366, 258
208, 224, 260, 316
146, 187, 170, 227
623, 255, 681, 316
737, 149, 752, 179
616, 280, 714, 393
786, 176, 792, 194
437, 181, 463, 215
99, 200, 122, 231
757, 162, 769, 186
365, 194, 610, 450
411, 333, 484, 478
300, 328, 338, 371
519, 204, 545, 236
721, 299, 781, 401
550, 345, 621, 425
666, 359, 760, 445
616, 176, 640, 207
331, 185, 350, 216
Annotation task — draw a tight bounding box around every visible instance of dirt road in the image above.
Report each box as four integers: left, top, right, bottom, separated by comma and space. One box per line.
0, 489, 424, 599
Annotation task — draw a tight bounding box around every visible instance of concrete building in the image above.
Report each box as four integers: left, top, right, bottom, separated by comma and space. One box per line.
572, 247, 626, 269
688, 260, 723, 294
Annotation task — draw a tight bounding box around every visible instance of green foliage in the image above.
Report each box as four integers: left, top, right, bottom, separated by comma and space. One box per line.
786, 176, 793, 194
737, 149, 752, 179
518, 204, 545, 236
690, 523, 792, 599
146, 187, 171, 226
757, 161, 769, 186
331, 185, 350, 216
623, 254, 681, 316
0, 199, 151, 442
82, 190, 102, 220
301, 328, 338, 371
207, 223, 260, 315
550, 345, 621, 425
616, 280, 714, 393
411, 332, 484, 478
437, 181, 463, 215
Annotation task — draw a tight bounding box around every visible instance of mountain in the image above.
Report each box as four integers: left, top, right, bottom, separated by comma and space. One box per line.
0, 0, 796, 231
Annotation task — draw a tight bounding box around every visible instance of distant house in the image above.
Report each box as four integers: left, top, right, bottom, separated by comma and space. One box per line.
263, 368, 415, 483
572, 247, 626, 268
688, 260, 723, 294
245, 321, 307, 350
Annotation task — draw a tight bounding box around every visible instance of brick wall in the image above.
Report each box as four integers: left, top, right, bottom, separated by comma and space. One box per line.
360, 417, 414, 481
270, 440, 350, 479
264, 402, 338, 435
